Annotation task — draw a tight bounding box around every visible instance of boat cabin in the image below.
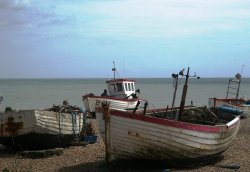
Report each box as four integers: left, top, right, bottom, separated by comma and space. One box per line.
106, 79, 137, 99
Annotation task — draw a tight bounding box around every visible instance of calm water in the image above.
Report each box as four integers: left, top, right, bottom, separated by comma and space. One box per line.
0, 78, 250, 111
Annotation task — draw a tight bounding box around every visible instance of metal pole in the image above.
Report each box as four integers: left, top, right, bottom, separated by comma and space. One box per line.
112, 61, 116, 79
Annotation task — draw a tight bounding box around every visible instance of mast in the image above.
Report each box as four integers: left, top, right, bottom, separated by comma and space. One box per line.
171, 73, 179, 108
178, 67, 190, 120
171, 68, 186, 108
177, 67, 200, 120
112, 61, 116, 79
236, 65, 244, 99
236, 74, 241, 99
226, 65, 244, 99
172, 74, 178, 108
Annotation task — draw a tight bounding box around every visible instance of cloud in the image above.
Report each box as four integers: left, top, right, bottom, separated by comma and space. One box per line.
2, 0, 249, 39
1, 0, 250, 39
0, 0, 73, 29
78, 0, 250, 39
0, 0, 31, 10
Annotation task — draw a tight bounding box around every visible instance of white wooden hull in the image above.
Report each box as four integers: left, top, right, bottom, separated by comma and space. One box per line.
83, 95, 140, 113
0, 110, 83, 149
95, 108, 240, 162
209, 98, 250, 117
34, 110, 83, 135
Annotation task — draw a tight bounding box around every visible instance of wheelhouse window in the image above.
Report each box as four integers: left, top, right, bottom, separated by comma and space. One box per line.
124, 83, 128, 91
128, 83, 131, 91
108, 84, 116, 93
131, 83, 134, 91
116, 83, 123, 92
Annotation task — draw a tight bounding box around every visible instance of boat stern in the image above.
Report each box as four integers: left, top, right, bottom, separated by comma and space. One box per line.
82, 93, 96, 113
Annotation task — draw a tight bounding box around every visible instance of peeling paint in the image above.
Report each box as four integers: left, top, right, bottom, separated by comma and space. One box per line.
0, 116, 23, 136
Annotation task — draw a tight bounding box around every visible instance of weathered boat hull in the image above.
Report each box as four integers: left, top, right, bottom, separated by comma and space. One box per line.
0, 110, 83, 149
209, 98, 250, 118
95, 107, 240, 162
83, 95, 140, 114
0, 133, 76, 149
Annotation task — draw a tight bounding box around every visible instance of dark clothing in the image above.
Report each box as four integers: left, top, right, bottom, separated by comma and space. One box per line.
101, 90, 108, 97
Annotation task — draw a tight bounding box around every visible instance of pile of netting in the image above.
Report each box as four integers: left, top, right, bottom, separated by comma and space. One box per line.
46, 100, 83, 114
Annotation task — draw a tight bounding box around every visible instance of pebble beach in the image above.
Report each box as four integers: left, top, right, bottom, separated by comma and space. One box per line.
0, 117, 249, 172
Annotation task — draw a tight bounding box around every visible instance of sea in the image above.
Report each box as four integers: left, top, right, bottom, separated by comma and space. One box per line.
0, 78, 250, 112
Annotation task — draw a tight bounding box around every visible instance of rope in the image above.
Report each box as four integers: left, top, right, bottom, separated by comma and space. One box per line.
71, 112, 78, 142
57, 112, 62, 144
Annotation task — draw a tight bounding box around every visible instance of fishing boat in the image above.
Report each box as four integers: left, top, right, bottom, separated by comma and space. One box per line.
95, 68, 240, 163
0, 101, 84, 149
209, 98, 250, 117
208, 70, 250, 118
82, 62, 142, 116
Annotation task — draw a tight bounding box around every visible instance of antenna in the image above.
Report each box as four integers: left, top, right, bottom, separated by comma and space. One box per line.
240, 64, 245, 77
122, 57, 124, 79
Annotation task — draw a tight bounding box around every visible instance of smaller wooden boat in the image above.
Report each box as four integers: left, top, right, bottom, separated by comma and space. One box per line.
82, 62, 143, 116
209, 70, 250, 118
95, 67, 240, 164
96, 105, 240, 163
0, 101, 84, 149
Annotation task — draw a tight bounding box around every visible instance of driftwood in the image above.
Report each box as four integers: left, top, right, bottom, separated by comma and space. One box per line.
19, 148, 64, 159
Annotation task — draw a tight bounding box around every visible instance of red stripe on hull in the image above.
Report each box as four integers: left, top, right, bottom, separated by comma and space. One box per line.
108, 110, 239, 134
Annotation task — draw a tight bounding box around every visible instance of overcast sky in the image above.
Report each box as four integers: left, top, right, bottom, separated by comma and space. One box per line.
0, 0, 249, 78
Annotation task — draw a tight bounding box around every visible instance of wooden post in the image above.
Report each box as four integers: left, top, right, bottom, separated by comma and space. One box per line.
164, 105, 169, 119
133, 101, 141, 114
171, 75, 179, 108
236, 79, 241, 99
143, 101, 148, 115
178, 67, 190, 121
102, 103, 111, 162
